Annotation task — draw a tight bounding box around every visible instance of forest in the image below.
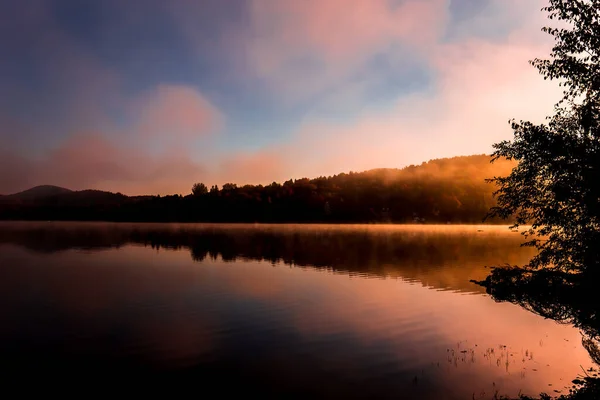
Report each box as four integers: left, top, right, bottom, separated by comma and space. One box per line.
0, 155, 516, 223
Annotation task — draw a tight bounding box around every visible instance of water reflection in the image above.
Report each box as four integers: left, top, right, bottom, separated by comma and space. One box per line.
0, 222, 593, 398
475, 267, 600, 398
0, 222, 537, 293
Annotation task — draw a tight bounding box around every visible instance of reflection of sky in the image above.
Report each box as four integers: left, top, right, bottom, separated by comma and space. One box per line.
1, 0, 560, 195
0, 237, 593, 398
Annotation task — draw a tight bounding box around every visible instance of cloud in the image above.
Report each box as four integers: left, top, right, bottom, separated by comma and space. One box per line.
445, 0, 548, 42
0, 151, 33, 193
0, 2, 225, 195
229, 30, 562, 182
0, 0, 565, 195
238, 0, 447, 100
1, 75, 283, 194
0, 83, 221, 195
217, 151, 288, 185
247, 0, 445, 63
133, 84, 222, 141
43, 135, 205, 195
0, 134, 204, 196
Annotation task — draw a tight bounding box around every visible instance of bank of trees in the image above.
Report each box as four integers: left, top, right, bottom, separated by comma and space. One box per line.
0, 155, 514, 223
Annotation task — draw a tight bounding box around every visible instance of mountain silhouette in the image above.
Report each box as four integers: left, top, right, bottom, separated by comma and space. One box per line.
0, 186, 126, 206
3, 185, 73, 201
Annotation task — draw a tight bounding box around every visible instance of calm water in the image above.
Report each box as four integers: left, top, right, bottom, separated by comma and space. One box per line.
0, 222, 594, 398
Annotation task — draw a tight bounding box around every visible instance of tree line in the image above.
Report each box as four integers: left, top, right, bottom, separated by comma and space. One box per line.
0, 154, 515, 223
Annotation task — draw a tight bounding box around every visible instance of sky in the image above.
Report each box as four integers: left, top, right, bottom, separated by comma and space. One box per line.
0, 0, 562, 195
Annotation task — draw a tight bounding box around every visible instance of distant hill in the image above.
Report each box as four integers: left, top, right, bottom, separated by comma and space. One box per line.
5, 185, 73, 201
42, 189, 127, 206
0, 186, 125, 207
0, 155, 517, 223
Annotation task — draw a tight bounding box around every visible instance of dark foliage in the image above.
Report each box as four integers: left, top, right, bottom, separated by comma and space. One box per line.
487, 0, 600, 274
0, 155, 514, 223
191, 182, 208, 196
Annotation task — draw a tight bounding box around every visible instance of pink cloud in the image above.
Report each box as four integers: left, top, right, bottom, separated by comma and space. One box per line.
21, 134, 206, 196
248, 0, 445, 65
218, 0, 550, 104
216, 151, 288, 185
1, 0, 565, 195
42, 135, 133, 185
230, 28, 563, 182
239, 0, 447, 99
0, 151, 33, 192
1, 3, 225, 195
1, 80, 287, 195
110, 34, 561, 191
0, 83, 223, 195
133, 84, 222, 141
115, 26, 560, 192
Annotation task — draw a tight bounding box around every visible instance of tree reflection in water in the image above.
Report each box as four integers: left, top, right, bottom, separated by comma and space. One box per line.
474, 268, 600, 399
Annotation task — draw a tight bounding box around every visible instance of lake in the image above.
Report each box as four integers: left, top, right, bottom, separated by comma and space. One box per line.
0, 222, 594, 398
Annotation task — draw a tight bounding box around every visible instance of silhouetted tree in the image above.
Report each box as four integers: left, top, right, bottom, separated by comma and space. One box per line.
191, 182, 208, 196
488, 0, 600, 274
221, 183, 237, 192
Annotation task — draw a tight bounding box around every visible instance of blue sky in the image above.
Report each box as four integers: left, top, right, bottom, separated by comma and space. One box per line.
0, 0, 560, 194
